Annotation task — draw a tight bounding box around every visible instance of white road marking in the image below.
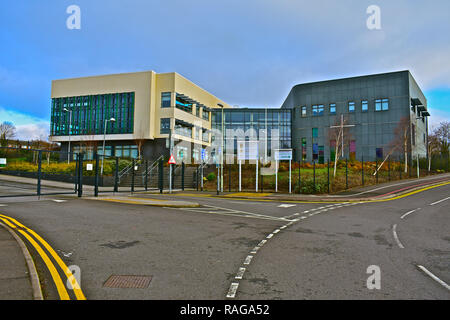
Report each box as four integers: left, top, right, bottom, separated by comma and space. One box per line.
278, 204, 297, 208
280, 225, 287, 230
0, 204, 7, 207
392, 224, 405, 249
51, 199, 67, 203
400, 208, 421, 220
417, 265, 450, 291
430, 196, 450, 206
243, 255, 253, 265
273, 229, 280, 234
235, 267, 246, 280
226, 282, 239, 298
258, 240, 267, 247
266, 234, 273, 239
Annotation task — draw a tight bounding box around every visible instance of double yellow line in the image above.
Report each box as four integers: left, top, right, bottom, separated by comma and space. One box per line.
0, 214, 86, 300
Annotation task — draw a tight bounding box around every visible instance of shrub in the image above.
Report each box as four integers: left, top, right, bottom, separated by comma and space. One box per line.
206, 172, 216, 181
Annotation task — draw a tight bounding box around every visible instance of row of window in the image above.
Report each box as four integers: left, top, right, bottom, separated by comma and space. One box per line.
160, 118, 210, 142
51, 92, 135, 136
300, 98, 389, 117
161, 92, 211, 121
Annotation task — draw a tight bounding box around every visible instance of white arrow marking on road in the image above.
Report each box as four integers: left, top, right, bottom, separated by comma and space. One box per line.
278, 204, 297, 208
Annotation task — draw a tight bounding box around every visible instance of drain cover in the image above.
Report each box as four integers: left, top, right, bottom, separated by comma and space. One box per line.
103, 275, 152, 288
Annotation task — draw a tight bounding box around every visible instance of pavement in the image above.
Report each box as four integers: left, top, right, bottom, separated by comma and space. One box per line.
0, 221, 41, 300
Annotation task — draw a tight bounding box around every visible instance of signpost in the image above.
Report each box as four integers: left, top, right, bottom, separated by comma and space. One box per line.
237, 141, 259, 192
168, 154, 176, 193
0, 158, 6, 168
275, 149, 293, 193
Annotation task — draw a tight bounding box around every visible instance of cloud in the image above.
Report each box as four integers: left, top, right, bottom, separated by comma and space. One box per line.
0, 106, 49, 141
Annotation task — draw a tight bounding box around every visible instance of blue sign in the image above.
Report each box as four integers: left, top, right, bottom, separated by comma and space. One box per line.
201, 149, 206, 161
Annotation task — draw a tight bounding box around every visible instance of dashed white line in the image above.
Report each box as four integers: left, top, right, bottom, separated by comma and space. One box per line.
266, 234, 274, 239
392, 224, 405, 249
417, 265, 450, 291
273, 229, 280, 234
243, 255, 253, 265
400, 208, 421, 220
430, 196, 450, 206
226, 282, 239, 298
235, 267, 246, 280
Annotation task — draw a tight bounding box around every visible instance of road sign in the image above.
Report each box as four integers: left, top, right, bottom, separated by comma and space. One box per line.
86, 163, 93, 171
201, 149, 206, 161
168, 155, 176, 164
237, 141, 258, 160
0, 158, 6, 167
275, 149, 292, 161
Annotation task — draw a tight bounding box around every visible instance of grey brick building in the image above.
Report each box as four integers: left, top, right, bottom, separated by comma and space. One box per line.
281, 70, 429, 162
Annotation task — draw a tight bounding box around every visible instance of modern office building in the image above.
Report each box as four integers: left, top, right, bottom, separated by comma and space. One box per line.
50, 71, 231, 162
281, 70, 429, 162
50, 70, 430, 164
211, 108, 292, 163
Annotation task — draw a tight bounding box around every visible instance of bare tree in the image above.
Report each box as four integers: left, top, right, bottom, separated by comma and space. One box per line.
434, 121, 449, 156
0, 121, 16, 147
328, 115, 353, 177
427, 130, 440, 171
389, 117, 411, 173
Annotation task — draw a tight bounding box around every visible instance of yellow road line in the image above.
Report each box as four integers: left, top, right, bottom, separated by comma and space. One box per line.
169, 180, 450, 204
0, 216, 70, 300
0, 214, 86, 300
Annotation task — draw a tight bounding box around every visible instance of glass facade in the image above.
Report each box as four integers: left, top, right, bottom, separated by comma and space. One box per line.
212, 108, 291, 156
51, 92, 135, 136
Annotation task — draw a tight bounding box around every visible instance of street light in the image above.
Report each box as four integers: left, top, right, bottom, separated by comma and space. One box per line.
217, 103, 224, 193
101, 117, 115, 175
63, 108, 72, 164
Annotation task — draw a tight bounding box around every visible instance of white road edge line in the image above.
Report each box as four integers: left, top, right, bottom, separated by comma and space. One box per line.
392, 224, 405, 249
243, 255, 253, 265
400, 208, 420, 220
430, 196, 450, 206
417, 265, 450, 291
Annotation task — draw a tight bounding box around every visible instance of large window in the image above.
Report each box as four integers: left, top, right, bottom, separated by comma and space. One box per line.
161, 92, 171, 108
51, 92, 134, 136
362, 100, 368, 112
160, 118, 170, 134
115, 145, 138, 159
175, 94, 193, 113
301, 106, 307, 117
375, 98, 388, 111
312, 127, 318, 138
174, 120, 192, 138
329, 104, 336, 114
348, 101, 355, 113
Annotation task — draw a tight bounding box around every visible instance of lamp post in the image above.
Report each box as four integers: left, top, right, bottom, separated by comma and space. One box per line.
101, 117, 115, 175
217, 103, 224, 192
63, 108, 72, 164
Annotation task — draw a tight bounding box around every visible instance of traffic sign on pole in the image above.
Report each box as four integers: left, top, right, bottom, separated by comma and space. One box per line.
168, 154, 176, 164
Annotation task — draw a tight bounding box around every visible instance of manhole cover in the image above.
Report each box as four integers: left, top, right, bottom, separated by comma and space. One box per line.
103, 275, 152, 288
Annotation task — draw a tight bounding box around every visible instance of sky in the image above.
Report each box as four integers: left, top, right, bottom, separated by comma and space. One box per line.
1, 0, 449, 140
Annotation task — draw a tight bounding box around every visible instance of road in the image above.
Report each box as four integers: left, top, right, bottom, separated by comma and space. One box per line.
0, 175, 449, 300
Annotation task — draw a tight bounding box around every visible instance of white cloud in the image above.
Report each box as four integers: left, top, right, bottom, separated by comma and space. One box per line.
0, 106, 49, 141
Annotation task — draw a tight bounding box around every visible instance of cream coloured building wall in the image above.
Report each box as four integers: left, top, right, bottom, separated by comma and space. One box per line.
50, 70, 230, 147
